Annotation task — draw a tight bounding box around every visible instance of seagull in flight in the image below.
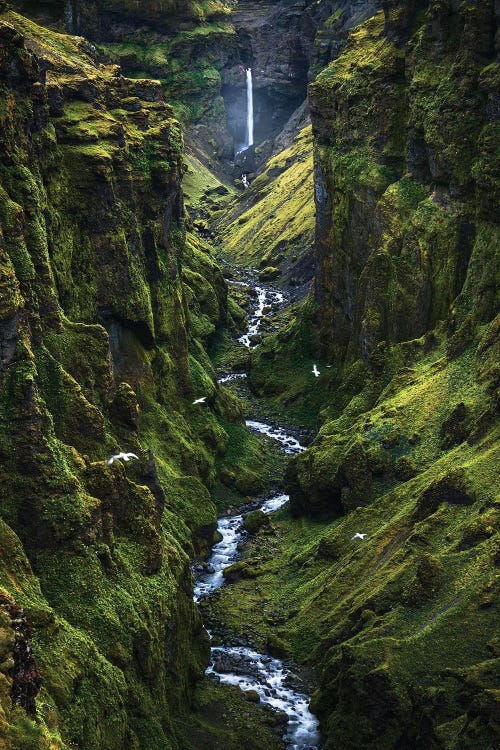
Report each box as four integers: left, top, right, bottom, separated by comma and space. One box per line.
193, 396, 207, 405
312, 364, 320, 377
351, 532, 368, 541
107, 452, 139, 466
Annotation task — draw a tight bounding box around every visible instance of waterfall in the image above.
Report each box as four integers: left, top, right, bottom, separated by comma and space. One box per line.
245, 68, 254, 148
65, 1, 74, 34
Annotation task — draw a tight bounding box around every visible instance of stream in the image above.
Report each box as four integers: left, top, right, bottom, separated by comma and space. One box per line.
194, 282, 321, 750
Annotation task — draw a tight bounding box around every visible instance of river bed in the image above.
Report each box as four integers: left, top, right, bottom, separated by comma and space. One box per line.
194, 282, 321, 750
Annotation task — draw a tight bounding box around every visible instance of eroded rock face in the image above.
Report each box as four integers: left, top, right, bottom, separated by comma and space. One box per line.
0, 7, 230, 748
0, 595, 41, 716
225, 0, 382, 154
285, 435, 373, 519
13, 0, 229, 36
310, 0, 498, 365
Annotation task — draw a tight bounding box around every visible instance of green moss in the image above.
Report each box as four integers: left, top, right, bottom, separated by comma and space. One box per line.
0, 8, 252, 748
243, 510, 271, 535
174, 678, 284, 750
248, 296, 328, 429
218, 126, 315, 270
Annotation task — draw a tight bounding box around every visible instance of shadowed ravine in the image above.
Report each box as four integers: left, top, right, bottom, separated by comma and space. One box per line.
1, 2, 497, 748
194, 283, 321, 750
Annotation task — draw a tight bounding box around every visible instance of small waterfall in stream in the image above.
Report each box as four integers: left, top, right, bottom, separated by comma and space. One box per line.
65, 1, 75, 33
194, 280, 322, 749
246, 68, 254, 148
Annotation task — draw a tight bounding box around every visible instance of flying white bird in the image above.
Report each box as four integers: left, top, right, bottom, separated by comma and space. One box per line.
193, 397, 207, 405
351, 532, 368, 541
107, 452, 139, 466
312, 364, 320, 377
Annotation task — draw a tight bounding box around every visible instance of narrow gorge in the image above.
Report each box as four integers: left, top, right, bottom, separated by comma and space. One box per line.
0, 2, 498, 750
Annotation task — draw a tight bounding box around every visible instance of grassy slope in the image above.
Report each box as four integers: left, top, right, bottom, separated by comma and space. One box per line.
212, 4, 500, 749
209, 319, 499, 749
217, 125, 315, 281
0, 8, 276, 750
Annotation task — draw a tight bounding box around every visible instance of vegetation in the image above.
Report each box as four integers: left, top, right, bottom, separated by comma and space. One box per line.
217, 126, 315, 277
0, 5, 268, 749
0, 1, 498, 750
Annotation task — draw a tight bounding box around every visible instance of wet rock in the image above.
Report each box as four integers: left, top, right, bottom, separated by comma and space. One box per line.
243, 689, 260, 703
267, 633, 290, 659
259, 266, 280, 282
0, 311, 20, 374
244, 510, 271, 535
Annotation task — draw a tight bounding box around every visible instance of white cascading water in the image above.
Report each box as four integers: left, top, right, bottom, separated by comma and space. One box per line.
65, 1, 74, 33
246, 68, 254, 148
194, 281, 321, 749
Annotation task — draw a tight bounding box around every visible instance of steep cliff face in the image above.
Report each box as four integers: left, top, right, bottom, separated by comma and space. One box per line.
11, 1, 239, 162
217, 1, 386, 285
273, 3, 499, 747
0, 5, 243, 748
226, 0, 382, 162
13, 0, 231, 35
222, 3, 499, 749
310, 0, 498, 365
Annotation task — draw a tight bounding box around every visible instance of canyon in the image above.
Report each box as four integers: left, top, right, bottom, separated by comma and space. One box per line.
0, 1, 498, 749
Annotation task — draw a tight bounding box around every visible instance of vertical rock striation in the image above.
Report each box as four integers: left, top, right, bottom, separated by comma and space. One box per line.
0, 5, 238, 748
310, 0, 498, 365
277, 3, 499, 747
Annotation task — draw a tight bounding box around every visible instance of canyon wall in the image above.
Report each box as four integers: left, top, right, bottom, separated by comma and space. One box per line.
236, 3, 498, 748
0, 3, 242, 747
279, 2, 499, 747
310, 0, 498, 365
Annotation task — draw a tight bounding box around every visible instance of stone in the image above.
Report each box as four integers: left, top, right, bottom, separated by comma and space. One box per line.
243, 689, 260, 703
243, 510, 270, 534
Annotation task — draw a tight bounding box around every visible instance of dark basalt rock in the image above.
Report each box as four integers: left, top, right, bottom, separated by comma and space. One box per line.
414, 469, 477, 521
286, 437, 373, 519
233, 144, 256, 175
440, 402, 471, 448
0, 594, 42, 716
0, 311, 20, 373
310, 0, 498, 366
141, 449, 166, 521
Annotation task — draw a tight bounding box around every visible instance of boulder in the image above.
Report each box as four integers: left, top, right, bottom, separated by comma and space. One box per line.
243, 510, 270, 534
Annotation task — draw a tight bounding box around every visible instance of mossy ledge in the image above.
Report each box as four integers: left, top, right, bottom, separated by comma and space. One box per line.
214, 2, 499, 749
0, 6, 262, 748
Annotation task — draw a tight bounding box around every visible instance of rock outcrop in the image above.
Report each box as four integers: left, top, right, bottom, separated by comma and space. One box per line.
225, 0, 382, 159
310, 0, 498, 365
0, 5, 242, 748
274, 2, 499, 747
220, 3, 499, 749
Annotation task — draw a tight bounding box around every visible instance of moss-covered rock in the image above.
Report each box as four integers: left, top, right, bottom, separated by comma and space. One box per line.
217, 125, 315, 287
0, 6, 246, 748
207, 9, 499, 749
309, 3, 499, 367
243, 509, 271, 535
